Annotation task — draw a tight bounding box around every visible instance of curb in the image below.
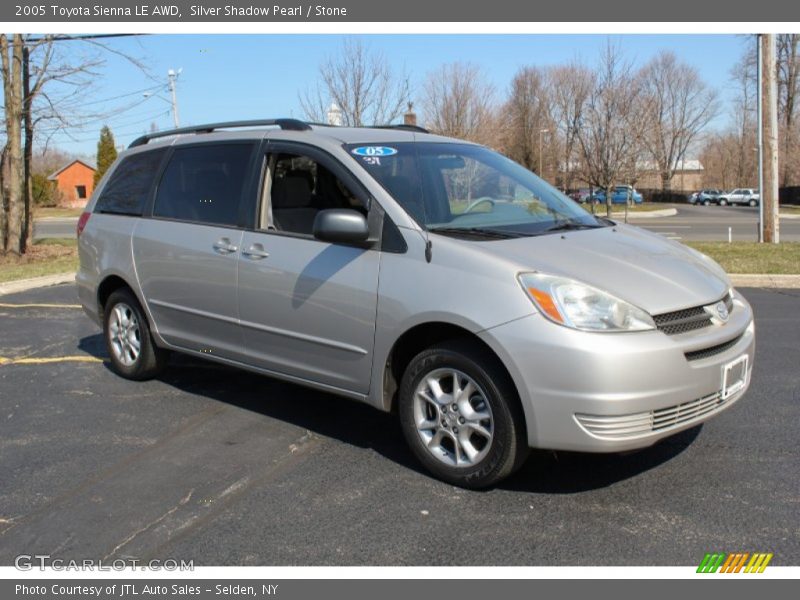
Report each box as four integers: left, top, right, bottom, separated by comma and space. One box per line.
730, 274, 800, 289
614, 208, 678, 219
588, 208, 677, 219
0, 272, 76, 296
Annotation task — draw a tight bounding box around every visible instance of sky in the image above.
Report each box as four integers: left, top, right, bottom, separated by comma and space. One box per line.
42, 34, 752, 158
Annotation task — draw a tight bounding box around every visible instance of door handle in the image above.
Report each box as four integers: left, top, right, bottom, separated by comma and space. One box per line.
242, 243, 269, 260
213, 238, 238, 254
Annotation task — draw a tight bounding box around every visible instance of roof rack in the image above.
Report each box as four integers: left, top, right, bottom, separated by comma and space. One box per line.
372, 124, 430, 134
128, 118, 311, 148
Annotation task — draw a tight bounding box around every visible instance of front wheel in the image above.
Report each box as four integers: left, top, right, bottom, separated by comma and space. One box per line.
749, 199, 758, 207
398, 340, 529, 489
719, 199, 728, 206
104, 288, 169, 380
703, 200, 711, 206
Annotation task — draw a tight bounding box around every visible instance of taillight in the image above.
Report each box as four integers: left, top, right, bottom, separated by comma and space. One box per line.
76, 212, 91, 237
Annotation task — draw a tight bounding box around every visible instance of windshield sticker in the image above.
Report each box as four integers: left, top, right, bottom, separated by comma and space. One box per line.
351, 146, 398, 157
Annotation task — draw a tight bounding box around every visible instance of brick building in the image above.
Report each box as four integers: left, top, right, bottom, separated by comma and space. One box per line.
635, 160, 705, 192
47, 160, 96, 208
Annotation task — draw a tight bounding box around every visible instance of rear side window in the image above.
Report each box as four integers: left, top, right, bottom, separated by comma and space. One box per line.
153, 143, 255, 227
95, 149, 166, 215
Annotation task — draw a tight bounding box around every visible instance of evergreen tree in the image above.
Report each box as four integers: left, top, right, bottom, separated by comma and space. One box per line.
94, 125, 118, 186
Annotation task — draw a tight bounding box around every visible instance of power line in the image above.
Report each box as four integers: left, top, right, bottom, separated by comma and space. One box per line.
80, 84, 165, 107
42, 111, 171, 143
24, 34, 147, 44
42, 108, 172, 135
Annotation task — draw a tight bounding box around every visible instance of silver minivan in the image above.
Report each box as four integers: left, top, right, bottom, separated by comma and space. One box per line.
77, 119, 755, 488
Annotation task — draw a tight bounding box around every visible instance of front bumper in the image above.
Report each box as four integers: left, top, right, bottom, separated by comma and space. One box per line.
479, 290, 755, 452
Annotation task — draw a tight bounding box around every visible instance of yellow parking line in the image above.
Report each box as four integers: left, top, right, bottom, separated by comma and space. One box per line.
0, 303, 82, 309
0, 355, 103, 366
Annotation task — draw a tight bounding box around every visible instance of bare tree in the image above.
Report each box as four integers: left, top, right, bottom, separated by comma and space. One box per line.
502, 66, 550, 173
729, 54, 758, 188
777, 34, 799, 187
0, 145, 8, 250
548, 63, 592, 190
422, 62, 495, 142
639, 51, 719, 193
300, 38, 410, 126
1, 34, 25, 255
2, 34, 148, 255
576, 44, 646, 216
700, 131, 741, 190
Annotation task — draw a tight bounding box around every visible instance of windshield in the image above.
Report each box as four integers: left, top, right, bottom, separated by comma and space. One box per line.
345, 142, 606, 238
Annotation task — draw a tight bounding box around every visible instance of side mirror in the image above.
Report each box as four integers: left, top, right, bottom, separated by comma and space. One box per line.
313, 209, 370, 245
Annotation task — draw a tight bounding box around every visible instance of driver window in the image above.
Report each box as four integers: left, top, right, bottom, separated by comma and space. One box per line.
262, 152, 366, 236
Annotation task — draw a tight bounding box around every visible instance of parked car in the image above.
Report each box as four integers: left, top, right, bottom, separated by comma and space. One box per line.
718, 188, 760, 207
591, 185, 644, 204
77, 119, 755, 489
569, 188, 594, 204
689, 189, 723, 205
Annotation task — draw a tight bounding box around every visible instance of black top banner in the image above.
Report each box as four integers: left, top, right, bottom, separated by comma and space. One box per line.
4, 0, 800, 22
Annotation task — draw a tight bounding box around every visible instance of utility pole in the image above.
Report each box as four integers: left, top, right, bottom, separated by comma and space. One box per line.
761, 34, 780, 243
167, 68, 181, 129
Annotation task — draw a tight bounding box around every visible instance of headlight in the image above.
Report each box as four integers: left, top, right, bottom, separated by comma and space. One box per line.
518, 273, 656, 332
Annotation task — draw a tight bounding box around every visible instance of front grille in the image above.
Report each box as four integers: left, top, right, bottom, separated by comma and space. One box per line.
684, 333, 745, 361
576, 391, 733, 440
653, 293, 733, 335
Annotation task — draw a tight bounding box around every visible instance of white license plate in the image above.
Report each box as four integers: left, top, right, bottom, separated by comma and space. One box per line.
721, 354, 749, 400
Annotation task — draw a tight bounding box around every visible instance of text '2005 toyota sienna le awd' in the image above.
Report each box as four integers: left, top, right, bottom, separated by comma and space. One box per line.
77, 119, 755, 488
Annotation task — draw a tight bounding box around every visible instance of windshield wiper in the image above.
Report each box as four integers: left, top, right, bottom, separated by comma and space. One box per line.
543, 221, 606, 233
429, 227, 522, 239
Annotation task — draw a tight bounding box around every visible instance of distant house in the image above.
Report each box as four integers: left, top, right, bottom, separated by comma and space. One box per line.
47, 160, 96, 208
636, 159, 705, 192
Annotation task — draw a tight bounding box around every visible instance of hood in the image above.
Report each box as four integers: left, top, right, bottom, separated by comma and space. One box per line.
476, 224, 729, 315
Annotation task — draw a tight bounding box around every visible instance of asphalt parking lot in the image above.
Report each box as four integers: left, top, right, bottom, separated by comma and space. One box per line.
0, 284, 798, 566
628, 204, 800, 242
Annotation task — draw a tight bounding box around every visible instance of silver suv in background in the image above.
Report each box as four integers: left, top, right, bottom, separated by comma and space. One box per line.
718, 188, 760, 207
77, 119, 755, 488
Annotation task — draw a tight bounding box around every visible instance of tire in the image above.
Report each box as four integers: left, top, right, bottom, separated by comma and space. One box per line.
703, 200, 711, 206
104, 288, 168, 380
398, 340, 529, 489
719, 199, 728, 206
749, 199, 757, 207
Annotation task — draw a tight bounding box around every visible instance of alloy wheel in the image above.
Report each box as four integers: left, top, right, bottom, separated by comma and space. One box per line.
412, 368, 494, 467
108, 302, 141, 366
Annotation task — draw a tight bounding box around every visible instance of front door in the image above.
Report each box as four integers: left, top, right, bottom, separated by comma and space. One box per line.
237, 145, 380, 394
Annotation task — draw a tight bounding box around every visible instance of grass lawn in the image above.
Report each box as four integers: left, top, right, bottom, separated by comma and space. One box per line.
688, 242, 800, 274
0, 238, 77, 284
34, 206, 84, 219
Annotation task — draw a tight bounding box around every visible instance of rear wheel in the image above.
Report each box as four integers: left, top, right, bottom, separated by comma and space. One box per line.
749, 199, 758, 207
703, 199, 711, 206
398, 340, 529, 489
104, 288, 168, 380
719, 199, 728, 206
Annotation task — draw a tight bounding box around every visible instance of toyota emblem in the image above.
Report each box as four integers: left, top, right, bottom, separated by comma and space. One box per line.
715, 301, 729, 322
